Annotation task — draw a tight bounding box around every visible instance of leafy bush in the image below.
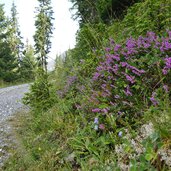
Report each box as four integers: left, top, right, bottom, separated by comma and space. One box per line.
23, 69, 55, 112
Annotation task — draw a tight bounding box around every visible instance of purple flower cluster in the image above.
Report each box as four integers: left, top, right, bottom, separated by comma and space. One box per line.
163, 57, 171, 75
90, 31, 171, 122
150, 92, 158, 106
57, 75, 77, 98
163, 85, 169, 93
93, 117, 105, 131
92, 107, 109, 115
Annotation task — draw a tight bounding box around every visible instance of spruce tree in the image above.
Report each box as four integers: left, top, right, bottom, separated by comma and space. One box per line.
8, 2, 24, 77
23, 0, 54, 111
0, 4, 17, 82
34, 0, 54, 72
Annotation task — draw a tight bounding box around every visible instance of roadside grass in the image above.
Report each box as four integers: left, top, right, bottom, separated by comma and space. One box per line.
3, 101, 171, 170
3, 105, 79, 171
3, 100, 120, 170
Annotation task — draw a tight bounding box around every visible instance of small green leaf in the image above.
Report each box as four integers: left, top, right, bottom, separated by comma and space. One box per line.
145, 153, 153, 161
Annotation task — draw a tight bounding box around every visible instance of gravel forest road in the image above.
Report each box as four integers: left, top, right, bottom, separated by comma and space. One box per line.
0, 84, 30, 167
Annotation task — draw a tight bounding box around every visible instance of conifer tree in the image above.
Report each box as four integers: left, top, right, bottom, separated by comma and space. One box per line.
23, 0, 55, 111
0, 3, 17, 82
34, 0, 54, 72
8, 2, 24, 76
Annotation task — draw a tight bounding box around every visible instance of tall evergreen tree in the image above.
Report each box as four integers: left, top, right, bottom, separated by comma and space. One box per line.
34, 0, 54, 72
8, 2, 24, 75
0, 3, 17, 82
23, 0, 55, 111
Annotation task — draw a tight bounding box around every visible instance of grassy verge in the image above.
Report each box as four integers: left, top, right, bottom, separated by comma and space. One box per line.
3, 106, 79, 170
3, 102, 171, 171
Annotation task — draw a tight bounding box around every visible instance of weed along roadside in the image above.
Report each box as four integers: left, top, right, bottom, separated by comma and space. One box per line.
1, 0, 171, 170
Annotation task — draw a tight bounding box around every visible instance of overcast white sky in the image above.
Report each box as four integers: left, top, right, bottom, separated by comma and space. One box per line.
1, 0, 79, 61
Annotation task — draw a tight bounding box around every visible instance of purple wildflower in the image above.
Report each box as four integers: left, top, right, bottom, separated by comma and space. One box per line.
162, 57, 171, 75
67, 76, 77, 86
163, 85, 169, 93
92, 108, 100, 113
114, 44, 121, 52
125, 74, 135, 84
118, 111, 122, 115
96, 66, 103, 71
162, 67, 168, 75
126, 37, 136, 49
111, 54, 120, 61
114, 95, 120, 99
93, 72, 101, 81
109, 38, 115, 45
150, 97, 158, 106
147, 32, 156, 42
124, 86, 132, 96
150, 92, 158, 106
106, 54, 113, 64
118, 131, 123, 137
102, 92, 110, 97
99, 124, 105, 130
105, 47, 111, 52
110, 101, 115, 106
164, 57, 171, 69
128, 65, 145, 75
94, 117, 99, 124
101, 108, 108, 114
120, 62, 128, 67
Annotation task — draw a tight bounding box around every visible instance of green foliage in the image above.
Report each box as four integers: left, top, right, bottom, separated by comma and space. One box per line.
23, 69, 55, 112
122, 0, 171, 37
74, 23, 107, 60
20, 43, 36, 81
70, 0, 142, 25
8, 2, 24, 69
145, 90, 171, 139
0, 3, 18, 82
0, 2, 31, 83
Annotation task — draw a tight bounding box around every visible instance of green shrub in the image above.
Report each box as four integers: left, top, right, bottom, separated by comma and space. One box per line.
23, 69, 55, 112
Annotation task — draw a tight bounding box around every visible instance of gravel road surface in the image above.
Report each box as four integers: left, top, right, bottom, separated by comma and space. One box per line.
0, 84, 30, 167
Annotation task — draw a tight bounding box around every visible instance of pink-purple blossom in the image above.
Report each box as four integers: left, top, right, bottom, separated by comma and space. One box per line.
163, 85, 169, 93
92, 108, 100, 113
124, 86, 132, 96
99, 124, 105, 130
125, 74, 135, 84
150, 92, 158, 106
